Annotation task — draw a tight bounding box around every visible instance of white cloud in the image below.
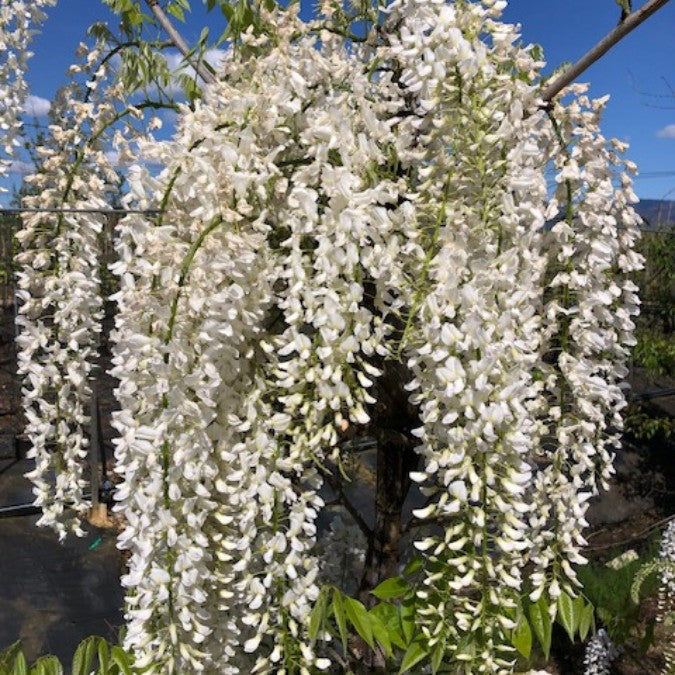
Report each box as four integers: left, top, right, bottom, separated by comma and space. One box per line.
163, 49, 227, 94
656, 124, 675, 139
165, 48, 227, 74
9, 159, 34, 174
21, 94, 51, 118
104, 150, 123, 167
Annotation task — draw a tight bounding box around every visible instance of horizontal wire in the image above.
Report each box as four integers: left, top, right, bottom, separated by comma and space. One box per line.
0, 207, 160, 215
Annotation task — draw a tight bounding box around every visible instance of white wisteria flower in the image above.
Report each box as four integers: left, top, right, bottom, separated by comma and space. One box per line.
0, 0, 57, 194
14, 0, 644, 672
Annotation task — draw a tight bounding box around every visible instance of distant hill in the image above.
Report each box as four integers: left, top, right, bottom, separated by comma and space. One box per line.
635, 199, 675, 229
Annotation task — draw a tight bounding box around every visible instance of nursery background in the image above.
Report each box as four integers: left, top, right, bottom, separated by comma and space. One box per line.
0, 0, 673, 674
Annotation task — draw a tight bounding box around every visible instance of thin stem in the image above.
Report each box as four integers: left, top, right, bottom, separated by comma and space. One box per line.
396, 176, 452, 359
322, 469, 373, 540
84, 39, 174, 103
165, 215, 225, 343
61, 100, 180, 206
2, 207, 159, 215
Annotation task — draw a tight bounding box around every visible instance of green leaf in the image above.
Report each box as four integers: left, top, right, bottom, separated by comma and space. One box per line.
614, 0, 631, 16
368, 612, 392, 658
110, 647, 132, 675
557, 591, 577, 642
371, 577, 410, 601
220, 1, 234, 20
403, 558, 423, 577
370, 604, 406, 650
11, 652, 26, 675
400, 597, 416, 646
430, 638, 445, 675
512, 615, 532, 659
597, 607, 612, 629
97, 639, 110, 675
399, 640, 428, 674
579, 602, 594, 642
332, 589, 349, 655
640, 617, 656, 653
309, 590, 329, 643
0, 643, 22, 671
454, 633, 476, 660
344, 597, 375, 650
529, 595, 552, 660
573, 594, 585, 621
531, 43, 544, 62
30, 656, 62, 675
71, 638, 97, 675
166, 4, 185, 21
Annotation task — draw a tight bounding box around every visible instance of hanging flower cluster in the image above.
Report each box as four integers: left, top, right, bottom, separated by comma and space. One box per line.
16, 0, 644, 672
527, 89, 643, 606
657, 521, 675, 672
583, 628, 619, 675
385, 1, 554, 667
15, 42, 123, 539
109, 12, 407, 670
0, 0, 56, 193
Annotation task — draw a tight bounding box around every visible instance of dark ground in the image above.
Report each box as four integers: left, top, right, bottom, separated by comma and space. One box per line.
0, 305, 123, 667
0, 302, 673, 671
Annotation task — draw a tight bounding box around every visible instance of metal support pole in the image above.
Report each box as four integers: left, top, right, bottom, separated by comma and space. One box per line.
89, 386, 101, 512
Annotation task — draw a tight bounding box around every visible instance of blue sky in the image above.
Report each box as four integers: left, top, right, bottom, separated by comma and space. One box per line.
9, 0, 675, 200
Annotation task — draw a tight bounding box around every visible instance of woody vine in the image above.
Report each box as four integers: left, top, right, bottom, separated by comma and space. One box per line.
1, 0, 672, 673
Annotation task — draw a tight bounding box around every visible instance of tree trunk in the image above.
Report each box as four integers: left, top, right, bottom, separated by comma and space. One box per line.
359, 359, 419, 602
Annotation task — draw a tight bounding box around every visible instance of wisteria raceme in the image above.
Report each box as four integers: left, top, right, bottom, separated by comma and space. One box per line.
528, 88, 643, 603
583, 628, 619, 675
110, 14, 403, 671
383, 1, 553, 669
15, 43, 121, 539
0, 0, 57, 193
657, 521, 675, 673
15, 0, 645, 672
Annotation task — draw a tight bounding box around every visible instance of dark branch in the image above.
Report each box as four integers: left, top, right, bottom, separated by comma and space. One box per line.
144, 0, 216, 85
542, 0, 671, 103
322, 469, 373, 541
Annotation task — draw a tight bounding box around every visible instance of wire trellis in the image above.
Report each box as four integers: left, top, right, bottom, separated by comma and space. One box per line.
0, 207, 160, 215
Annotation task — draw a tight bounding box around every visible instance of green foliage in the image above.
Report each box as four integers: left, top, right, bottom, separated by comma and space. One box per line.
631, 553, 675, 624
627, 223, 674, 441
624, 403, 674, 441
577, 547, 659, 646
633, 225, 674, 353
0, 638, 139, 675
630, 559, 666, 605
101, 0, 148, 31
510, 590, 595, 663
528, 595, 552, 660
614, 0, 631, 17
311, 563, 424, 671
315, 573, 600, 672
166, 0, 190, 23
398, 640, 427, 674
370, 576, 410, 600
632, 331, 675, 379
512, 611, 533, 659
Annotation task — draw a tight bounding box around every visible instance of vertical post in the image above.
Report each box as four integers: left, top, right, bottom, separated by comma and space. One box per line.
89, 384, 100, 512
87, 353, 109, 525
